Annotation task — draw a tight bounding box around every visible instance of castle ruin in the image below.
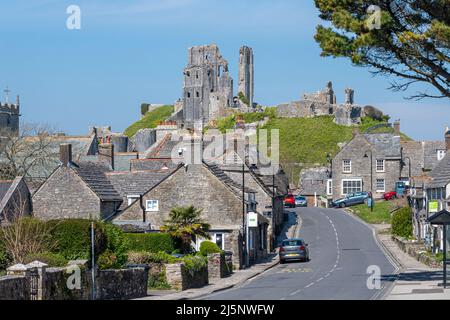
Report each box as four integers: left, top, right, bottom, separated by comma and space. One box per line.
238, 46, 254, 109
276, 82, 368, 126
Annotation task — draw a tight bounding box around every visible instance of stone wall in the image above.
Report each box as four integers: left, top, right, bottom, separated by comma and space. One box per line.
207, 253, 232, 279
0, 261, 148, 300
96, 268, 148, 300
0, 275, 30, 300
392, 236, 443, 268
128, 128, 157, 153
165, 263, 208, 291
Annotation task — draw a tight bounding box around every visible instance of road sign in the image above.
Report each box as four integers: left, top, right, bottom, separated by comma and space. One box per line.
248, 212, 258, 227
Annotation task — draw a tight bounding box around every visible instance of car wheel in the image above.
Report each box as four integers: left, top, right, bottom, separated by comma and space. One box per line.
280, 259, 285, 264
340, 203, 346, 208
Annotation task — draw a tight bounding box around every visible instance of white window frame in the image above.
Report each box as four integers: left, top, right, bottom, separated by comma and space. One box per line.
376, 159, 385, 173
341, 179, 362, 196
145, 200, 159, 212
327, 179, 333, 196
376, 179, 386, 192
213, 233, 225, 250
343, 160, 352, 173
127, 195, 140, 206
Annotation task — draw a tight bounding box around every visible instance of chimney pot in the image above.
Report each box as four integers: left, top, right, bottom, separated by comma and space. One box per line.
60, 144, 73, 166
394, 120, 401, 136
445, 127, 450, 151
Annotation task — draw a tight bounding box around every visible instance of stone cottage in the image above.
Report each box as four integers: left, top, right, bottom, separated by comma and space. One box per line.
32, 144, 123, 220
331, 131, 402, 200
0, 176, 32, 224
299, 167, 331, 206
111, 162, 270, 269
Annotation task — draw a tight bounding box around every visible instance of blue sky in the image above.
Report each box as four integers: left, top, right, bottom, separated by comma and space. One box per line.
0, 0, 448, 140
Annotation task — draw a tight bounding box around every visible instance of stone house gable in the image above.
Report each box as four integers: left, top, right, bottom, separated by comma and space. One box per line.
113, 164, 244, 229
32, 166, 102, 220
332, 133, 401, 199
0, 176, 32, 224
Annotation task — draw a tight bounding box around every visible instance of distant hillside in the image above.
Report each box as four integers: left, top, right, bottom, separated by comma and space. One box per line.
124, 105, 174, 138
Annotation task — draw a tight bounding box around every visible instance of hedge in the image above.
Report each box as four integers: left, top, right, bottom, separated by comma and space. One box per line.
97, 223, 129, 270
391, 207, 413, 238
0, 238, 9, 271
125, 233, 176, 253
23, 252, 68, 267
199, 241, 222, 256
47, 219, 107, 261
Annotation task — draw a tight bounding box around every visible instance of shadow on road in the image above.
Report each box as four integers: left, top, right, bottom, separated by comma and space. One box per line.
381, 271, 443, 283
276, 209, 298, 246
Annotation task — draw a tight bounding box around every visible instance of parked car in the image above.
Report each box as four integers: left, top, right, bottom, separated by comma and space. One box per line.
279, 238, 310, 263
295, 196, 308, 207
284, 195, 295, 208
332, 192, 370, 208
383, 191, 398, 201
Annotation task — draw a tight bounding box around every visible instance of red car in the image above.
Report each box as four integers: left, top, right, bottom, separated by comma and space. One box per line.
284, 195, 296, 208
383, 191, 398, 201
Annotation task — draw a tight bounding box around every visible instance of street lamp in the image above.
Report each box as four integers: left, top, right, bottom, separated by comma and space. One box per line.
364, 150, 374, 212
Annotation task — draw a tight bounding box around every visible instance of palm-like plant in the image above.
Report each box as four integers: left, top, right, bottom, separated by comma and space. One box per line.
161, 206, 211, 253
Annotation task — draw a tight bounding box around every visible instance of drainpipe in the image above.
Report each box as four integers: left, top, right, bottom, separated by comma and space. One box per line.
140, 195, 146, 223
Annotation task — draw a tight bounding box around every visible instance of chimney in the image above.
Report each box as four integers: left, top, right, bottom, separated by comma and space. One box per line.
60, 144, 73, 166
394, 120, 400, 136
445, 127, 450, 151
98, 143, 114, 170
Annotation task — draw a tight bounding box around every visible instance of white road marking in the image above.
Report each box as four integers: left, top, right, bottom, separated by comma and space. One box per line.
286, 209, 341, 299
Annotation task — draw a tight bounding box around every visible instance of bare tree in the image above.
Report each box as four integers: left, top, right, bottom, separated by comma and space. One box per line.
0, 190, 55, 264
0, 123, 59, 181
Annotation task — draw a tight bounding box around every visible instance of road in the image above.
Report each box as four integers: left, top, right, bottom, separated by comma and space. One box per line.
203, 207, 397, 300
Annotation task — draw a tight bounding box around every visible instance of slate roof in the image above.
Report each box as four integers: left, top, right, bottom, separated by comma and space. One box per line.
145, 134, 181, 158
428, 153, 450, 188
79, 153, 139, 172
130, 158, 180, 172
106, 169, 176, 208
205, 163, 256, 194
401, 141, 445, 177
72, 161, 122, 202
0, 181, 13, 201
364, 133, 401, 158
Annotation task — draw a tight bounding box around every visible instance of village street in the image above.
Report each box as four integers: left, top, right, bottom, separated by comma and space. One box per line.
203, 207, 397, 300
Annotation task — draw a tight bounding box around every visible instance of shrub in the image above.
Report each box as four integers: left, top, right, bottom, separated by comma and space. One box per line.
182, 255, 207, 273
199, 241, 222, 256
0, 239, 10, 271
47, 219, 107, 261
23, 252, 68, 267
125, 233, 175, 254
101, 223, 129, 268
391, 207, 413, 238
127, 251, 180, 265
97, 250, 120, 270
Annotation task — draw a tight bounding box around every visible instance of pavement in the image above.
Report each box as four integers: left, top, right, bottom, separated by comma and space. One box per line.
138, 210, 300, 300
202, 207, 396, 300
371, 225, 450, 300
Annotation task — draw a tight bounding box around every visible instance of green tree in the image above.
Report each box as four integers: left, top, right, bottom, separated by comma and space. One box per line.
314, 0, 450, 100
161, 206, 211, 253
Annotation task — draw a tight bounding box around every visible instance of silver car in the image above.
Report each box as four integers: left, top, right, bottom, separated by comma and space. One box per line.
279, 238, 310, 264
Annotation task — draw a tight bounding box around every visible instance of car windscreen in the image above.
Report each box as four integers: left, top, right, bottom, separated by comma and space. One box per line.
282, 240, 303, 246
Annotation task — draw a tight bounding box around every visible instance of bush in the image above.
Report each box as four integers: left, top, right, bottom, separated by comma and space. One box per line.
391, 207, 413, 238
182, 255, 207, 273
23, 252, 68, 267
125, 233, 175, 254
47, 219, 107, 261
101, 223, 129, 269
0, 239, 10, 271
199, 241, 222, 256
127, 251, 180, 265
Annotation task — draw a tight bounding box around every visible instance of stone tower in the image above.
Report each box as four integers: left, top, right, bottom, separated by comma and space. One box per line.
0, 93, 20, 136
182, 44, 233, 130
238, 46, 254, 108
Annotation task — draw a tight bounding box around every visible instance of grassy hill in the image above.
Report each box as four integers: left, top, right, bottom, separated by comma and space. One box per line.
124, 105, 174, 138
